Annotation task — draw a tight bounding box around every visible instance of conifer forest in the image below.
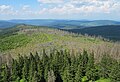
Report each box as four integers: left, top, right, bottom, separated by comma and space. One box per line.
0, 49, 120, 82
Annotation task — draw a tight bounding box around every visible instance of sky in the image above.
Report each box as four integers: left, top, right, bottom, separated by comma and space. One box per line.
0, 0, 120, 20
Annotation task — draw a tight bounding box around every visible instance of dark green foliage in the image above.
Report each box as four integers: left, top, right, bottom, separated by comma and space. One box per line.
11, 59, 19, 81
85, 53, 98, 81
65, 25, 120, 41
75, 65, 83, 82
0, 50, 119, 82
1, 64, 10, 82
81, 50, 89, 76
98, 55, 113, 78
110, 62, 120, 82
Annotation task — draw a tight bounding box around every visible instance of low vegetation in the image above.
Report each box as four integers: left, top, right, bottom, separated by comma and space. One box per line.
0, 34, 31, 51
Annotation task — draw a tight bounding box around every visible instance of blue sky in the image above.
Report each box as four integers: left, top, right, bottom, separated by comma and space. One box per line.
0, 0, 120, 20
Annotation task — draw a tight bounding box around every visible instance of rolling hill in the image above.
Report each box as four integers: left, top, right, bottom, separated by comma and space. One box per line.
0, 24, 119, 61
0, 24, 120, 82
0, 20, 17, 28
9, 19, 120, 29
64, 25, 120, 41
0, 19, 120, 29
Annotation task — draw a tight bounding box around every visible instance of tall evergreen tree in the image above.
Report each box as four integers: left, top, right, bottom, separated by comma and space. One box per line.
81, 50, 89, 75
99, 55, 113, 78
44, 65, 49, 82
109, 60, 120, 82
22, 60, 28, 80
85, 53, 97, 81
75, 65, 83, 82
1, 64, 9, 82
31, 71, 39, 82
37, 60, 44, 81
28, 54, 36, 82
62, 66, 70, 82
62, 65, 73, 82
11, 59, 19, 81
18, 54, 24, 78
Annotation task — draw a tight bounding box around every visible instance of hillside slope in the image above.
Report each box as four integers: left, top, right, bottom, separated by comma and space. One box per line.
64, 25, 120, 41
0, 20, 17, 28
0, 25, 120, 60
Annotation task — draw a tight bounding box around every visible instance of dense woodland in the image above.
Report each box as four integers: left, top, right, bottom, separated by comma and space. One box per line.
64, 25, 120, 41
0, 49, 120, 82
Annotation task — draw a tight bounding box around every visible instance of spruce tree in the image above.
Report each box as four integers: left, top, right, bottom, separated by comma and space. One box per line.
37, 60, 44, 81
11, 59, 19, 81
75, 65, 83, 82
62, 65, 71, 82
99, 55, 112, 78
109, 60, 120, 82
31, 71, 39, 82
28, 57, 36, 82
81, 50, 89, 76
22, 60, 28, 80
18, 54, 24, 78
1, 64, 9, 82
69, 65, 76, 82
44, 65, 49, 82
62, 66, 70, 82
85, 53, 97, 81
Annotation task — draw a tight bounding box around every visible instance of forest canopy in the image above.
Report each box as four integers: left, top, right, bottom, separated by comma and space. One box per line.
0, 49, 120, 82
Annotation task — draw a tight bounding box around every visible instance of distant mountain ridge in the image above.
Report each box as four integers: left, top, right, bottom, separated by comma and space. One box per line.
0, 19, 120, 29
0, 20, 17, 28
9, 19, 120, 29
0, 20, 120, 41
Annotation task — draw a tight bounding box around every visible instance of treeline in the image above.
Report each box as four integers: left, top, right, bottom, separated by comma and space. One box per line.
0, 50, 120, 82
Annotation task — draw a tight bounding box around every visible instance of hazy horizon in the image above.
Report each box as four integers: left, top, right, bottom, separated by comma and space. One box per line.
0, 0, 120, 20
0, 19, 120, 22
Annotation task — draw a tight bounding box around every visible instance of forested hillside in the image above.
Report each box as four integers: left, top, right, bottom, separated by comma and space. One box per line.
0, 24, 120, 82
1, 0, 120, 81
64, 25, 120, 41
0, 25, 119, 59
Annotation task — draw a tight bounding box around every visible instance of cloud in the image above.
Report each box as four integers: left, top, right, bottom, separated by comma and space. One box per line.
1, 0, 120, 19
0, 5, 11, 12
38, 0, 120, 15
22, 5, 30, 11
0, 5, 36, 16
0, 5, 16, 15
38, 0, 64, 4
2, 0, 118, 16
